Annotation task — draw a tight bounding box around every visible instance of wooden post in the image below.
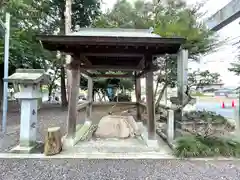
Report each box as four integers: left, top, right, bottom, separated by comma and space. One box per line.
177, 48, 188, 122
135, 77, 141, 121
66, 67, 80, 138
44, 127, 62, 156
145, 59, 156, 140
86, 76, 93, 121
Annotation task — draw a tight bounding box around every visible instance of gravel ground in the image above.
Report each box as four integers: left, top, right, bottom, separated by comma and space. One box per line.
1, 104, 240, 180
0, 159, 240, 180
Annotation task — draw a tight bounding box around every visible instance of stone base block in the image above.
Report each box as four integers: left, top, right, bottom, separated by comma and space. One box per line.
62, 121, 92, 150
146, 139, 159, 148
137, 122, 160, 149
62, 136, 75, 149
10, 142, 44, 154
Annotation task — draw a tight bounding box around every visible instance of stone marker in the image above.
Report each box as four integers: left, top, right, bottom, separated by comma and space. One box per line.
94, 115, 141, 138
44, 127, 62, 156
7, 69, 50, 153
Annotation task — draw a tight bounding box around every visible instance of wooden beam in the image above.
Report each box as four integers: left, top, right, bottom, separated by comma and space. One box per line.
71, 54, 92, 66
66, 67, 80, 139
92, 73, 134, 78
136, 65, 159, 78
80, 69, 93, 77
83, 53, 144, 58
137, 57, 145, 69
92, 102, 136, 106
80, 65, 142, 71
80, 55, 92, 65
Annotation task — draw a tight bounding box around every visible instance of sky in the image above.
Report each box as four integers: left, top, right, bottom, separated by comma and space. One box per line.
101, 0, 240, 87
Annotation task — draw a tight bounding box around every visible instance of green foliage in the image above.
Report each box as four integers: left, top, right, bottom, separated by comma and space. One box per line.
119, 79, 134, 91
185, 110, 228, 123
93, 0, 223, 92
0, 0, 101, 68
94, 0, 222, 58
188, 70, 221, 89
0, 0, 52, 68
0, 0, 101, 103
174, 135, 240, 158
80, 72, 134, 97
190, 92, 205, 96
229, 40, 240, 76
229, 60, 240, 76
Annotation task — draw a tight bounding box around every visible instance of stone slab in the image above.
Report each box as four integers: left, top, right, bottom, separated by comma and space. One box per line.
146, 139, 159, 149
10, 142, 44, 154
7, 69, 50, 84
62, 121, 92, 149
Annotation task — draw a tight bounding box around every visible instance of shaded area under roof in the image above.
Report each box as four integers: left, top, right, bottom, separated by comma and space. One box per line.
36, 28, 186, 72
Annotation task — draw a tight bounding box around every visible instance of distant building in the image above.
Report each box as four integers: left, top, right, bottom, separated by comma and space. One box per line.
214, 88, 236, 97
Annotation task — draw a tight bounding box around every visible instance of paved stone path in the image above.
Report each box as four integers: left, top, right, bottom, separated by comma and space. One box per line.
0, 159, 240, 180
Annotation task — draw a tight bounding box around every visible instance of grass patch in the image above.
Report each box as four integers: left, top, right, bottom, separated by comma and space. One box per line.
174, 135, 240, 158
191, 92, 206, 97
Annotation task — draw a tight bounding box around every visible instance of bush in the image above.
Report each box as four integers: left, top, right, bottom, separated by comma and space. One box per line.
113, 93, 131, 102
174, 135, 240, 158
185, 110, 227, 124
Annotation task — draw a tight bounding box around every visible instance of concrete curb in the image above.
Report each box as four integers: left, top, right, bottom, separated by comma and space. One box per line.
0, 152, 174, 159
0, 152, 239, 161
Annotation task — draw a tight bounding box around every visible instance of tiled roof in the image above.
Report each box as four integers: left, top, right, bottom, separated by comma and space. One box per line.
69, 28, 161, 38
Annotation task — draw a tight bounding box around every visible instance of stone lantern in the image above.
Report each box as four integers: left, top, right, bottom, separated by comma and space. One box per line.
6, 69, 50, 153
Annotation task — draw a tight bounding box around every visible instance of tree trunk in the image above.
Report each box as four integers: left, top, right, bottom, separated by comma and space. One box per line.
92, 90, 95, 102
60, 66, 68, 107
44, 127, 62, 156
65, 0, 72, 99
155, 83, 168, 110
48, 84, 53, 100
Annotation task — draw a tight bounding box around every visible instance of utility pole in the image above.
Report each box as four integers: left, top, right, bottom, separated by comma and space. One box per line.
65, 0, 72, 100
1, 13, 10, 133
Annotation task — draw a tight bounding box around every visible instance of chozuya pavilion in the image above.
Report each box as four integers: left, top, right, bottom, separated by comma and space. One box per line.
36, 28, 188, 152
